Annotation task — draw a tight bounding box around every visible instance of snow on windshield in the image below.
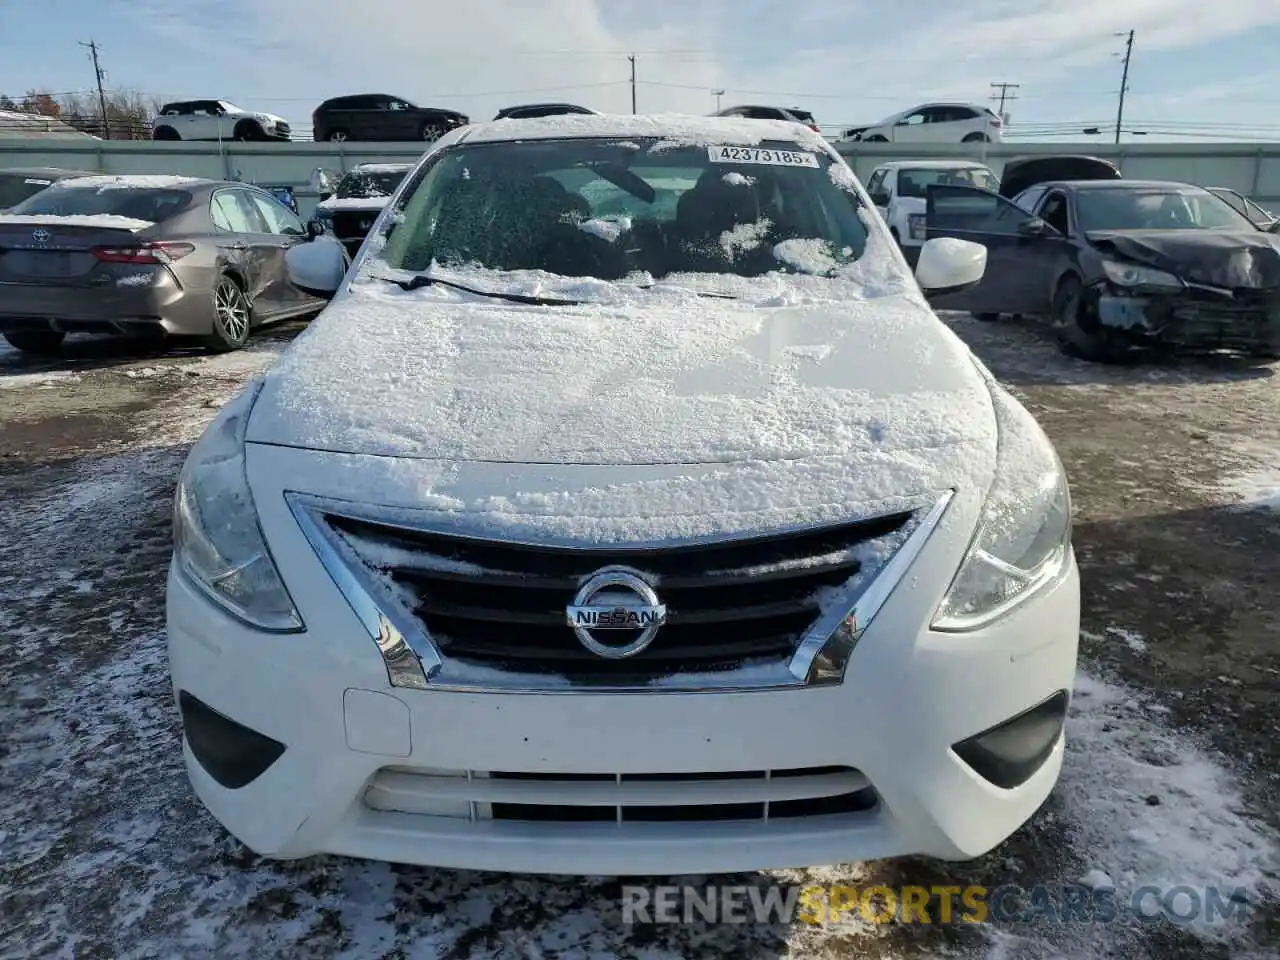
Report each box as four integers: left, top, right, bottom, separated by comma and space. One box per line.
374, 137, 873, 284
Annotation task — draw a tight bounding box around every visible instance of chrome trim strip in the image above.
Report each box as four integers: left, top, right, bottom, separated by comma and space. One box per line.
789, 490, 956, 685
286, 491, 952, 695
288, 496, 438, 689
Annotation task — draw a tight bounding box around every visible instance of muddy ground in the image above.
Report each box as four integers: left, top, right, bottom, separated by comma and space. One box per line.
0, 315, 1277, 959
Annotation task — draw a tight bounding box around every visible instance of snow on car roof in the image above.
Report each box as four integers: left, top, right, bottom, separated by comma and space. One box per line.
0, 213, 154, 230
460, 113, 832, 150
55, 175, 206, 190
351, 163, 413, 173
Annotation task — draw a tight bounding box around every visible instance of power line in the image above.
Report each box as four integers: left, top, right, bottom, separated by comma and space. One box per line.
1115, 29, 1135, 143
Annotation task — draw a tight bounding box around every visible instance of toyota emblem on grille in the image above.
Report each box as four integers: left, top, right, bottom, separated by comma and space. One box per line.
31, 229, 50, 243
566, 566, 667, 659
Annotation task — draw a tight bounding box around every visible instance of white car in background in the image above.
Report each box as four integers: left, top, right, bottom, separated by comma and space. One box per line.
152, 99, 292, 142
844, 103, 1003, 144
865, 160, 1001, 263
166, 114, 1079, 875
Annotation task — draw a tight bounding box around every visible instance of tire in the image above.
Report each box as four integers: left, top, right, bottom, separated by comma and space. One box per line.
3, 330, 66, 354
204, 275, 253, 352
153, 126, 180, 141
233, 121, 265, 142
889, 227, 901, 246
421, 121, 446, 142
326, 129, 350, 142
1052, 275, 1130, 363
972, 312, 1001, 322
863, 134, 889, 142
962, 132, 990, 143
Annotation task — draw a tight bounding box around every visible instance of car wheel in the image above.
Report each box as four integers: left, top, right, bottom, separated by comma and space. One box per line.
233, 121, 265, 142
153, 126, 180, 141
889, 227, 901, 246
863, 134, 889, 142
962, 132, 990, 143
421, 122, 446, 142
3, 330, 66, 354
972, 312, 1001, 322
1053, 275, 1130, 363
326, 129, 350, 142
204, 275, 253, 353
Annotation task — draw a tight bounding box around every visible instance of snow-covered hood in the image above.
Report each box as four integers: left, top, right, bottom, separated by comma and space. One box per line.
247, 277, 997, 503
315, 196, 392, 215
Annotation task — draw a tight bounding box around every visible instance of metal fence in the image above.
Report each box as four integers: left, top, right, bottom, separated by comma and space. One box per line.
2, 135, 1278, 220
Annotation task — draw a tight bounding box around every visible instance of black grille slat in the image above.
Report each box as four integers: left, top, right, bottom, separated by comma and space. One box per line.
326, 509, 913, 682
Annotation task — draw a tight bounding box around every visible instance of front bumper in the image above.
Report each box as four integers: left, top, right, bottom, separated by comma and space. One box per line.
165, 449, 1081, 875
1094, 283, 1280, 353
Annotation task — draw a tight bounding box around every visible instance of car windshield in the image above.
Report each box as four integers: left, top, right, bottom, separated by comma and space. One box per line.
10, 184, 192, 222
338, 170, 408, 199
1076, 187, 1255, 232
898, 167, 999, 198
219, 101, 245, 114
0, 174, 57, 210
377, 137, 868, 281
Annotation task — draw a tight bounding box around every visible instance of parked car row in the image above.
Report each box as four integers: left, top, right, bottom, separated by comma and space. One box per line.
148, 94, 601, 143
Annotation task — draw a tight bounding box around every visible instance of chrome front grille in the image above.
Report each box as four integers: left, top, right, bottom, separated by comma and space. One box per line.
364, 766, 877, 825
287, 491, 954, 693
324, 509, 914, 684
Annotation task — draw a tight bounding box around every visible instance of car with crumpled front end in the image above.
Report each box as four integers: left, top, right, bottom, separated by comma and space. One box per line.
926, 175, 1280, 361
165, 114, 1080, 876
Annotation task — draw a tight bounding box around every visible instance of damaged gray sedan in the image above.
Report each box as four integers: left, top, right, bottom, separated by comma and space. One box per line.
923, 172, 1280, 363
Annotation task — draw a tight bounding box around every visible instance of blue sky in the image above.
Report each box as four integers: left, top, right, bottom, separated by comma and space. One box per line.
2, 0, 1279, 142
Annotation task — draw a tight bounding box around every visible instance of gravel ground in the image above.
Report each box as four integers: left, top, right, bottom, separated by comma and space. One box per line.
0, 316, 1277, 959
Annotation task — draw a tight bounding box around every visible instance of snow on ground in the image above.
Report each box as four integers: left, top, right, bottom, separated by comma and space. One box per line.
1, 425, 1276, 958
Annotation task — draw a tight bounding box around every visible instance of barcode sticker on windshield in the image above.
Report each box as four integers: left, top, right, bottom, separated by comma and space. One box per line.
707, 146, 819, 167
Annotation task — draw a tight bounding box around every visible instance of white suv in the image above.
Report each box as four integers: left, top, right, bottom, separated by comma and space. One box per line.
152, 99, 292, 142
865, 160, 1001, 262
844, 103, 1003, 144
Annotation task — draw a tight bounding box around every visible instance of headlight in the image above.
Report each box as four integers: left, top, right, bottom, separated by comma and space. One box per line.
933, 384, 1072, 631
908, 214, 927, 240
173, 381, 302, 631
1101, 259, 1183, 290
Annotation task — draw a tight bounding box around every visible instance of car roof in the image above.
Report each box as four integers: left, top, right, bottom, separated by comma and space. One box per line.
875, 160, 990, 170
350, 162, 413, 173
459, 113, 830, 149
1034, 179, 1201, 193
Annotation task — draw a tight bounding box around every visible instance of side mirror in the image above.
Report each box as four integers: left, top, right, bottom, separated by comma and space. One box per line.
1267, 220, 1280, 234
285, 235, 347, 299
915, 237, 987, 298
1017, 217, 1053, 237
869, 190, 890, 207
305, 217, 327, 240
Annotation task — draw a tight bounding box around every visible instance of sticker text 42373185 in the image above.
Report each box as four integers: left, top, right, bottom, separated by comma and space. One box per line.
707, 146, 820, 168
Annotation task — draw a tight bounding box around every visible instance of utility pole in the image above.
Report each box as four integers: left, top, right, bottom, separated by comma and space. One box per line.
712, 88, 724, 112
628, 55, 637, 114
989, 82, 1019, 123
1115, 29, 1134, 144
79, 39, 110, 140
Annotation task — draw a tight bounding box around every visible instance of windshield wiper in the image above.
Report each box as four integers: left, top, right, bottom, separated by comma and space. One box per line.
386, 272, 581, 306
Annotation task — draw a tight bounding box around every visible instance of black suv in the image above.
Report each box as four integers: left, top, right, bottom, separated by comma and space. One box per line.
493, 103, 598, 120
312, 94, 469, 142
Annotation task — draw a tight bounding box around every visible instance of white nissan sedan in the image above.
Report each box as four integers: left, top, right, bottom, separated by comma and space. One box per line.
166, 114, 1080, 875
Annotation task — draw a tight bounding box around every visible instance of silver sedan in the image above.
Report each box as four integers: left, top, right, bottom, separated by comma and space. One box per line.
0, 175, 342, 354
